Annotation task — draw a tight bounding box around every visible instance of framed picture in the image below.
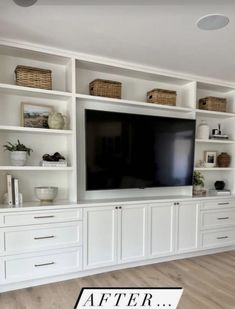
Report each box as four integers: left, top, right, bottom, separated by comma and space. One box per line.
204, 151, 217, 167
21, 103, 54, 128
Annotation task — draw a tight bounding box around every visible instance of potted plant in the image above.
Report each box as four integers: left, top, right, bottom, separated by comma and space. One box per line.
193, 171, 204, 191
3, 140, 33, 166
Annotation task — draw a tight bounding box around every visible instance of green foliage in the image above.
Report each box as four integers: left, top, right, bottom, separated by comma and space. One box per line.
193, 171, 204, 187
3, 140, 33, 156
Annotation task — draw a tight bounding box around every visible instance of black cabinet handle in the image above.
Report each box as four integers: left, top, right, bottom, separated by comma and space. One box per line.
216, 236, 228, 240
34, 235, 55, 240
217, 217, 229, 220
218, 202, 229, 206
34, 215, 55, 219
34, 262, 55, 267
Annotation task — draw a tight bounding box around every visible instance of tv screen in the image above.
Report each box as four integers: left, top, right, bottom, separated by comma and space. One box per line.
85, 110, 195, 190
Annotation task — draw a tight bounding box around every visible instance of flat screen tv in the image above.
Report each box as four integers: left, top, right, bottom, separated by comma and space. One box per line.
85, 109, 195, 190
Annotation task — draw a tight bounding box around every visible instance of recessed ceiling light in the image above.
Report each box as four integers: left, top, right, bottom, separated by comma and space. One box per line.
196, 14, 229, 30
13, 0, 38, 7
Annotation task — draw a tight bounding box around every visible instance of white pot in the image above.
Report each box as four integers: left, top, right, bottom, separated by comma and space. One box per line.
10, 151, 27, 166
197, 120, 210, 139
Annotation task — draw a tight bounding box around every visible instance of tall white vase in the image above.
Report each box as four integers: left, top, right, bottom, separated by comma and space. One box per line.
197, 120, 210, 139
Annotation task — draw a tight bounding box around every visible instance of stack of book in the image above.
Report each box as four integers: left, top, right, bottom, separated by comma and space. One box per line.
6, 174, 22, 206
40, 160, 67, 167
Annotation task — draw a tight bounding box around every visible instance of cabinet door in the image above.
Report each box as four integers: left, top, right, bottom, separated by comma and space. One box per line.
84, 206, 118, 270
149, 203, 175, 258
119, 204, 147, 263
177, 202, 199, 252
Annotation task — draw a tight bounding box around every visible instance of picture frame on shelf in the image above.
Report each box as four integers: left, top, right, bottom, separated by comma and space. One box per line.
21, 102, 54, 128
204, 151, 217, 167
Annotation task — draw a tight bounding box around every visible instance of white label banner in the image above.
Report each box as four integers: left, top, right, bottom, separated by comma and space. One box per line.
75, 288, 183, 309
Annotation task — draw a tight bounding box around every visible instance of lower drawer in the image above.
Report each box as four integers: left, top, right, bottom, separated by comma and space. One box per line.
201, 209, 235, 229
4, 222, 82, 254
4, 247, 82, 283
202, 229, 235, 249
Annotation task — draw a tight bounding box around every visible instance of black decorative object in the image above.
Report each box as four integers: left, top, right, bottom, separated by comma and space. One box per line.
214, 181, 225, 190
42, 152, 65, 162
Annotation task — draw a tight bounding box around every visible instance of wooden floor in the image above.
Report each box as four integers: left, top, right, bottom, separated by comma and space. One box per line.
0, 251, 235, 309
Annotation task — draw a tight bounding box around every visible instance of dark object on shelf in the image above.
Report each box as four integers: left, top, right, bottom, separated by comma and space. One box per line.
15, 65, 52, 90
214, 180, 225, 190
89, 79, 122, 99
217, 152, 231, 167
199, 96, 226, 112
43, 152, 65, 162
147, 89, 176, 106
211, 134, 229, 140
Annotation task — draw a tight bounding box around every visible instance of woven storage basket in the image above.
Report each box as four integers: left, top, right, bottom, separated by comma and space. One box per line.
147, 89, 176, 106
89, 79, 122, 99
199, 97, 226, 112
15, 65, 52, 90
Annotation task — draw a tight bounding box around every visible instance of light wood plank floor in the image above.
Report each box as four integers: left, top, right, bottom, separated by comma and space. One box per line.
0, 251, 235, 309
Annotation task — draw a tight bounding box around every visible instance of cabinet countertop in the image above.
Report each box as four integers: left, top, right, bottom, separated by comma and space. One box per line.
0, 195, 234, 213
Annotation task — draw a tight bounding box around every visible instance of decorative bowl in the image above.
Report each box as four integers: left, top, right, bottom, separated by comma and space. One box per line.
35, 187, 58, 202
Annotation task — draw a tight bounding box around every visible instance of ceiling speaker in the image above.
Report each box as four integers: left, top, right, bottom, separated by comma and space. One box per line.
13, 0, 38, 7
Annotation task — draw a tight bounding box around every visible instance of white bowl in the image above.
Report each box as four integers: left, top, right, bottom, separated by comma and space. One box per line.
35, 187, 58, 202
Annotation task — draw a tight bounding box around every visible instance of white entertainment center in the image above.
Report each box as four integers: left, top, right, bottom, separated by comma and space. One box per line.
0, 40, 235, 292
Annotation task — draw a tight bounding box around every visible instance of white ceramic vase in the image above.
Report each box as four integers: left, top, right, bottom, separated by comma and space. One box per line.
197, 120, 209, 139
48, 112, 65, 130
10, 151, 27, 166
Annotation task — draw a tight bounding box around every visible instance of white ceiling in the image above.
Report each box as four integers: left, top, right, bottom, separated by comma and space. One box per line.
1, 0, 235, 83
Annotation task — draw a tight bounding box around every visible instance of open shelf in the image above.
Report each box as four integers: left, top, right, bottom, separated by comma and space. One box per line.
195, 139, 235, 144
0, 125, 72, 135
0, 166, 73, 171
194, 167, 234, 171
196, 109, 235, 119
76, 93, 194, 113
0, 83, 72, 100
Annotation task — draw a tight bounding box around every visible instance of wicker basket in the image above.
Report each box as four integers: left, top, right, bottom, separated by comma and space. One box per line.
199, 97, 226, 113
89, 79, 122, 99
147, 89, 177, 106
15, 65, 52, 90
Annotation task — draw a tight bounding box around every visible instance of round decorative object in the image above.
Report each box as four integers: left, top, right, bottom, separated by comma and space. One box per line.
214, 181, 225, 190
217, 152, 231, 167
196, 120, 209, 139
35, 187, 58, 202
48, 112, 65, 130
10, 151, 27, 166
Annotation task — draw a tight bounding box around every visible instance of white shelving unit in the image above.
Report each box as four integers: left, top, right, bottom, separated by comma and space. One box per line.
0, 166, 73, 171
195, 139, 235, 144
1, 41, 235, 203
0, 44, 77, 203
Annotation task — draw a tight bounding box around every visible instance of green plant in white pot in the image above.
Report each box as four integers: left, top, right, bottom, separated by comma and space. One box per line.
193, 171, 204, 191
3, 140, 33, 166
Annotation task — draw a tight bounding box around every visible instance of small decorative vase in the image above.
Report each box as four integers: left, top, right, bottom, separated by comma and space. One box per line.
48, 112, 65, 130
193, 185, 202, 192
197, 120, 210, 139
214, 181, 225, 190
217, 152, 231, 167
10, 151, 27, 166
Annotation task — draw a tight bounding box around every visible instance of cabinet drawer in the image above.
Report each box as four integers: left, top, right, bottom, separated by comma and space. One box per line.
4, 222, 82, 253
4, 247, 82, 283
202, 229, 235, 249
2, 209, 82, 227
201, 210, 235, 229
201, 199, 235, 210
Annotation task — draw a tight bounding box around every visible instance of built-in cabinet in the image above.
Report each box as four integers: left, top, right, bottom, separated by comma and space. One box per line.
177, 201, 199, 252
1, 41, 235, 292
149, 203, 175, 257
118, 204, 147, 263
83, 206, 117, 269
84, 204, 147, 269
